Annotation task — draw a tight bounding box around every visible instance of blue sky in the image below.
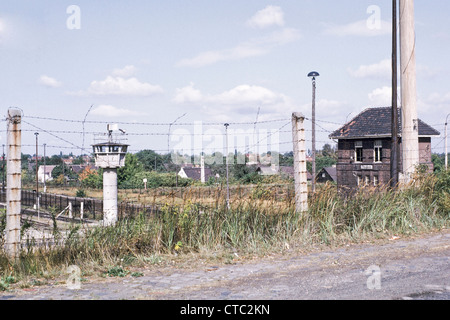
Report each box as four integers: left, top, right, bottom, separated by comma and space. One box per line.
1, 1, 449, 157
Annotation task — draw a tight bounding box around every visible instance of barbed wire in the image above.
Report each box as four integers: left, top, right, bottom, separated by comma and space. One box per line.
14, 114, 446, 158
22, 114, 291, 126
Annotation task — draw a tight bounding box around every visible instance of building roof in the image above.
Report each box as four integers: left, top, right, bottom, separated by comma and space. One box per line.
317, 166, 337, 182
180, 167, 213, 181
329, 107, 440, 139
38, 165, 57, 174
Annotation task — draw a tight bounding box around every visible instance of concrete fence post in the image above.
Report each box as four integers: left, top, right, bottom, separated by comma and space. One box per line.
68, 201, 73, 219
292, 112, 308, 213
5, 108, 22, 259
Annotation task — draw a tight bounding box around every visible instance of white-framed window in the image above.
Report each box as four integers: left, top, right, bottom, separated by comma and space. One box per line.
365, 176, 370, 186
355, 141, 363, 162
374, 140, 382, 163
373, 175, 379, 187
357, 175, 362, 186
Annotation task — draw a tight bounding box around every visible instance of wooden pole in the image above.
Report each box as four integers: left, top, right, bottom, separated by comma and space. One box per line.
391, 0, 399, 188
399, 0, 419, 183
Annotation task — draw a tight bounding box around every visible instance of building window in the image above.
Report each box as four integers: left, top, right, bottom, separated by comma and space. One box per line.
355, 141, 363, 162
373, 175, 379, 187
357, 175, 362, 187
374, 140, 382, 163
365, 176, 370, 186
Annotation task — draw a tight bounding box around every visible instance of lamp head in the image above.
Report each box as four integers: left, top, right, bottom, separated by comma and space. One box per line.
308, 71, 320, 81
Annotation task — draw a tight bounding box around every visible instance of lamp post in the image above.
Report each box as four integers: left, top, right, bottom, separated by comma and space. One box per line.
308, 71, 319, 193
224, 123, 230, 210
34, 133, 39, 194
34, 132, 39, 219
43, 143, 47, 193
445, 113, 450, 170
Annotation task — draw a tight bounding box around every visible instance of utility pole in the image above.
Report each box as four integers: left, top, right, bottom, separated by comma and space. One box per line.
1, 144, 4, 193
399, 0, 419, 183
445, 113, 449, 170
390, 0, 399, 188
5, 108, 22, 260
292, 112, 308, 213
224, 123, 230, 210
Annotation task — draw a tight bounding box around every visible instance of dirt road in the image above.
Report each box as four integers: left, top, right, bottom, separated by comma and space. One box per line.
1, 230, 449, 301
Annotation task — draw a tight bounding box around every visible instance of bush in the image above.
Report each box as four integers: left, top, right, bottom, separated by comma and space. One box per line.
76, 189, 87, 198
433, 170, 450, 215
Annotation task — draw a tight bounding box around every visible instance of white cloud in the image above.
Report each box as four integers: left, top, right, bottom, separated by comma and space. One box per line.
349, 59, 436, 80
111, 65, 137, 78
91, 105, 146, 118
348, 59, 391, 79
324, 20, 391, 37
38, 75, 62, 88
174, 83, 294, 122
368, 86, 393, 106
174, 83, 203, 104
174, 83, 288, 106
81, 76, 163, 97
177, 28, 301, 68
246, 5, 285, 29
210, 85, 286, 106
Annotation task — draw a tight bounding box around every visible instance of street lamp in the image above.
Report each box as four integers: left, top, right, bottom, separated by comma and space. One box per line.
34, 132, 40, 219
445, 113, 450, 170
34, 132, 39, 194
308, 71, 319, 193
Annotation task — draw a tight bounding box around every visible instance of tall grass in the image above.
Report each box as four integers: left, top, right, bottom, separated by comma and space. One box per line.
0, 170, 448, 285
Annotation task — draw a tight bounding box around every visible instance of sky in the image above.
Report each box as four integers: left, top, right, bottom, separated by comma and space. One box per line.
0, 0, 449, 158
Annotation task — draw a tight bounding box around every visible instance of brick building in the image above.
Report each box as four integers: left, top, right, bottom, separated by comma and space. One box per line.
329, 107, 440, 190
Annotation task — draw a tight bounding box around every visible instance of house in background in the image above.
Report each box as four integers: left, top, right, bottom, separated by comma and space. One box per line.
178, 167, 215, 183
329, 107, 440, 189
316, 166, 337, 184
37, 165, 57, 183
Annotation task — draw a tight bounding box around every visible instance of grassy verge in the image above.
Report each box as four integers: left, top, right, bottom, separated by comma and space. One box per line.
1, 170, 448, 290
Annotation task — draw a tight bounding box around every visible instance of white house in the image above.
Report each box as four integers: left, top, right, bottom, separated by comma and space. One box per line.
38, 165, 57, 183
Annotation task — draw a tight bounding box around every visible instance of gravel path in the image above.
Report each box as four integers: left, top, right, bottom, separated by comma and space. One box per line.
1, 230, 449, 301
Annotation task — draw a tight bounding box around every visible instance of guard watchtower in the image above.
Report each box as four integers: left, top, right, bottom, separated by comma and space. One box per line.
92, 124, 128, 226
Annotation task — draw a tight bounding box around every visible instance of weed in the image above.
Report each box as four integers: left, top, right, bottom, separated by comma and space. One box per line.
105, 266, 129, 278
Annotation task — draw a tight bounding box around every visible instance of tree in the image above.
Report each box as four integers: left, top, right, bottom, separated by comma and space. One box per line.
135, 150, 165, 172
117, 153, 144, 187
51, 163, 77, 180
322, 143, 337, 159
432, 154, 444, 172
79, 166, 102, 189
